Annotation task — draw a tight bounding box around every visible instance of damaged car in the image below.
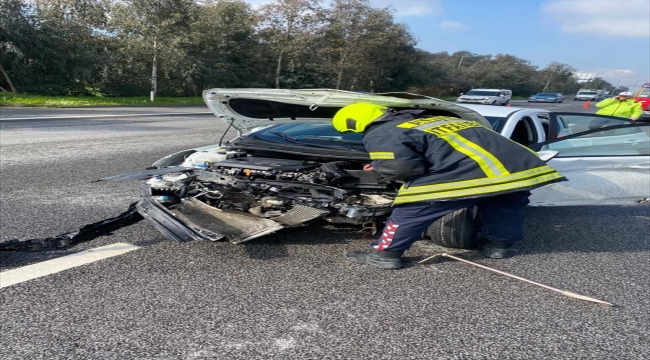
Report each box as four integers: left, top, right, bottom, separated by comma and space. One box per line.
3, 89, 649, 252
118, 89, 493, 248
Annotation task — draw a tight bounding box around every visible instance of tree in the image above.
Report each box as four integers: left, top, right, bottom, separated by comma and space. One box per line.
1, 0, 113, 95
1, 0, 606, 98
257, 0, 324, 89
536, 62, 577, 94
110, 0, 195, 99
318, 0, 416, 91
181, 0, 266, 93
579, 77, 614, 91
0, 0, 31, 92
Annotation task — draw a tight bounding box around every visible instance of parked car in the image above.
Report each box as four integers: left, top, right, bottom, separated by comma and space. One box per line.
633, 83, 650, 119
528, 93, 564, 103
574, 89, 605, 101
456, 88, 512, 106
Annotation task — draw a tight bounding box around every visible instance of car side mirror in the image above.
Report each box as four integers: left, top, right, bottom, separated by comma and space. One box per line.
537, 150, 559, 162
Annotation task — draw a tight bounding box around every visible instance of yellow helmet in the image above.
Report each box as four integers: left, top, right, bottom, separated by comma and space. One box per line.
332, 103, 391, 133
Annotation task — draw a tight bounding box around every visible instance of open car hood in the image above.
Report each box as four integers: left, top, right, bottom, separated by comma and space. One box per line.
203, 88, 491, 133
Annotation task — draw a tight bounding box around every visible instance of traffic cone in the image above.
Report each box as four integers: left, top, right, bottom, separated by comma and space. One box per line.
507, 102, 511, 107
583, 100, 591, 108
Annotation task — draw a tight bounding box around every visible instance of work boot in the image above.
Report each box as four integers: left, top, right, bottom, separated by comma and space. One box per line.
343, 249, 404, 270
476, 239, 514, 259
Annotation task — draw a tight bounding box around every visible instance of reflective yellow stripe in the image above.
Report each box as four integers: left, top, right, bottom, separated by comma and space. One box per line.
424, 121, 483, 136
394, 172, 564, 204
396, 116, 460, 129
440, 133, 509, 177
399, 165, 557, 195
369, 152, 395, 160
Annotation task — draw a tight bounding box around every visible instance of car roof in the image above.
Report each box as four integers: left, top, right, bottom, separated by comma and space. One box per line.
456, 104, 545, 117
469, 88, 507, 91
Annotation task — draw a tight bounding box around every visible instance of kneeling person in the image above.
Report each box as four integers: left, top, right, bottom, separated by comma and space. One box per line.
331, 103, 566, 269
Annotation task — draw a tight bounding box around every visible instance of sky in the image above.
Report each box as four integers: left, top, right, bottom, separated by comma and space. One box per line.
246, 0, 650, 90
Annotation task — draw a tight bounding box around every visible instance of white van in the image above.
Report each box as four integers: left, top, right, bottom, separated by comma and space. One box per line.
456, 89, 512, 106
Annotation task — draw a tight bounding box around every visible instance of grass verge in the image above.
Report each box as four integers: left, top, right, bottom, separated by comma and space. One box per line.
0, 93, 205, 107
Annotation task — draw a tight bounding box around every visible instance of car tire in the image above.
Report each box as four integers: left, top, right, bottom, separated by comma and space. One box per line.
426, 207, 478, 249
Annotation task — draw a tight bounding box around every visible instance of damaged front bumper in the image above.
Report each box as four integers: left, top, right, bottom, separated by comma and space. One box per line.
136, 186, 206, 243
137, 186, 285, 244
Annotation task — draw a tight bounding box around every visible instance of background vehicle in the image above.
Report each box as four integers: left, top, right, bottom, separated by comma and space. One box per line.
528, 93, 564, 103
574, 89, 604, 101
633, 82, 650, 119
456, 88, 512, 106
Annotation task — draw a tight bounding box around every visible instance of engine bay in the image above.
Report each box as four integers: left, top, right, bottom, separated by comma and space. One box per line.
147, 154, 397, 243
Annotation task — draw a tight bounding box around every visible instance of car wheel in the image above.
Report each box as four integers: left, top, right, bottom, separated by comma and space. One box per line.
426, 207, 478, 249
559, 100, 563, 103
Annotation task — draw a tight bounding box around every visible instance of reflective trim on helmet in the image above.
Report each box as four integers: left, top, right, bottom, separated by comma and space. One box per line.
345, 118, 357, 131
369, 152, 395, 160
332, 103, 389, 133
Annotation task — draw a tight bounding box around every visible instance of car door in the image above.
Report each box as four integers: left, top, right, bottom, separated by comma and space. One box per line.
528, 121, 650, 206
545, 112, 636, 140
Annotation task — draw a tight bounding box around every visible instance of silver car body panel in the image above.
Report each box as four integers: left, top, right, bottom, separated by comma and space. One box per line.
530, 156, 650, 206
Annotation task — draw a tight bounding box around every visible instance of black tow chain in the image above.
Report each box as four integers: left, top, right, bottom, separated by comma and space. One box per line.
0, 202, 144, 252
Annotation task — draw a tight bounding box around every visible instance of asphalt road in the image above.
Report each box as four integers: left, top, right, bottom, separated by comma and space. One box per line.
1, 103, 648, 359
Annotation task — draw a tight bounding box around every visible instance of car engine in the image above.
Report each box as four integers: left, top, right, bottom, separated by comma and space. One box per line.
148, 156, 396, 243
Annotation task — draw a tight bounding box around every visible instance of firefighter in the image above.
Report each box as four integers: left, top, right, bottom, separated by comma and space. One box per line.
332, 103, 567, 270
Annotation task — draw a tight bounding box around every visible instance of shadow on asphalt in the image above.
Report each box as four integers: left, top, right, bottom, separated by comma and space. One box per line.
238, 204, 650, 261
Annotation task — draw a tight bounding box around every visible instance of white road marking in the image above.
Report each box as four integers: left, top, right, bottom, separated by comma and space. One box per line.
0, 243, 140, 288
0, 112, 211, 121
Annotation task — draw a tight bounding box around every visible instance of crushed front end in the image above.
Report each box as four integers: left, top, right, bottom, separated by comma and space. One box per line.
136, 156, 396, 244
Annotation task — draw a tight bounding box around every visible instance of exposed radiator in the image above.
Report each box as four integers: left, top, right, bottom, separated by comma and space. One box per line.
271, 204, 330, 226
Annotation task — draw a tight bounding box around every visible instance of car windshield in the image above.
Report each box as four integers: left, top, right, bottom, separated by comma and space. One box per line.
249, 123, 366, 151
484, 116, 507, 132
535, 93, 557, 97
578, 92, 598, 95
466, 90, 500, 96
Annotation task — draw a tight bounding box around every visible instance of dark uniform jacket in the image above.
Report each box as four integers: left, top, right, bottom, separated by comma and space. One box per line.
362, 110, 567, 204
